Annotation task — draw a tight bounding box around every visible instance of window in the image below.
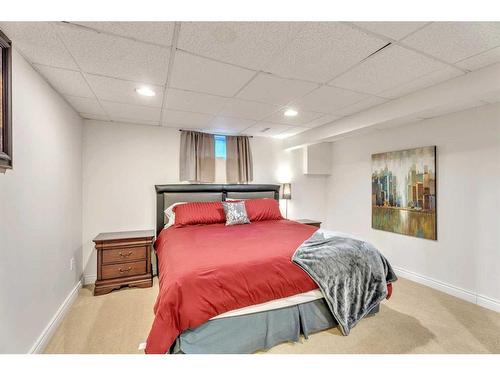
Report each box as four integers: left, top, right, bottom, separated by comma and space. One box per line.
0, 29, 12, 173
214, 135, 226, 159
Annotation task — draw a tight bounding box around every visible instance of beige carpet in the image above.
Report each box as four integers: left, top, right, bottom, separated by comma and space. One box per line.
44, 277, 500, 354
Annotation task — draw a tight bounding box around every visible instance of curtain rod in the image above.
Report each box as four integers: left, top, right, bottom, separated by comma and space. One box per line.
178, 129, 253, 138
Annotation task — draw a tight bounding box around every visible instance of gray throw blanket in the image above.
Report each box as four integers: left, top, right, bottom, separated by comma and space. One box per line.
292, 230, 397, 335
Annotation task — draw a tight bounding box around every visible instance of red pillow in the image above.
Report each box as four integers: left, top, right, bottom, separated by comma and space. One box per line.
244, 198, 283, 222
173, 201, 225, 227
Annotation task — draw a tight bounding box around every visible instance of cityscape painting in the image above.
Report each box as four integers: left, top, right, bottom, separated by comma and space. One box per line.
372, 146, 437, 240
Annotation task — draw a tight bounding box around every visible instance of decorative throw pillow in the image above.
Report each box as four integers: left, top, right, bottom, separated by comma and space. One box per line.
164, 202, 187, 228
244, 198, 283, 221
173, 201, 226, 227
222, 201, 251, 226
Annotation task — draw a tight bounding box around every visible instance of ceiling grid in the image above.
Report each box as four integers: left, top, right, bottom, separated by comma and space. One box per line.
0, 21, 499, 137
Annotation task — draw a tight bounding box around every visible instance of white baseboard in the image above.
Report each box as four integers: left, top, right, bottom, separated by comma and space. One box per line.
29, 280, 82, 353
83, 274, 96, 285
30, 267, 498, 354
477, 294, 500, 313
393, 266, 500, 313
24, 265, 499, 354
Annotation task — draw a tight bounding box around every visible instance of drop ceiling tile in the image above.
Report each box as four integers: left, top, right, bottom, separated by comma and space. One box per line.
378, 66, 464, 99
333, 96, 388, 117
353, 22, 429, 40
292, 85, 368, 114
64, 96, 105, 115
237, 73, 318, 105
178, 22, 305, 70
162, 123, 206, 130
114, 118, 160, 126
71, 22, 175, 46
330, 45, 449, 95
162, 109, 214, 127
456, 46, 500, 71
35, 65, 94, 98
170, 51, 255, 97
85, 74, 164, 107
402, 22, 500, 63
0, 22, 78, 69
80, 113, 109, 121
243, 122, 294, 137
265, 22, 386, 83
263, 109, 324, 126
208, 116, 256, 133
101, 101, 161, 123
56, 23, 170, 84
302, 114, 340, 128
164, 89, 228, 115
219, 98, 279, 121
273, 126, 309, 139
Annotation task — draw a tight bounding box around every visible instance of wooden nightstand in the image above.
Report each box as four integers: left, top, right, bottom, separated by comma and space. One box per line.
93, 230, 155, 296
295, 219, 322, 228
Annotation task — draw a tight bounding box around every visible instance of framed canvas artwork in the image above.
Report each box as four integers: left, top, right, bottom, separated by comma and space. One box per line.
372, 146, 437, 240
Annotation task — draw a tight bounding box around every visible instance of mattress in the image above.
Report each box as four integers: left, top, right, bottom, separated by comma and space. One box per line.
147, 220, 319, 353
210, 289, 324, 320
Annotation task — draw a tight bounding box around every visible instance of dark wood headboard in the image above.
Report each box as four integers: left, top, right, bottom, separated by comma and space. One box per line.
155, 184, 280, 236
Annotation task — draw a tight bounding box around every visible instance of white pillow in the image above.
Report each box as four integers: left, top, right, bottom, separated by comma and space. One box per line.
164, 202, 187, 228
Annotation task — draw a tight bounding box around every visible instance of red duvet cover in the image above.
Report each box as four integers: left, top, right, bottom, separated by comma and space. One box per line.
145, 219, 319, 354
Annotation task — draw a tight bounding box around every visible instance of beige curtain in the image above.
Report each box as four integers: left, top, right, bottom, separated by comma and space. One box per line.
226, 135, 253, 183
179, 130, 215, 183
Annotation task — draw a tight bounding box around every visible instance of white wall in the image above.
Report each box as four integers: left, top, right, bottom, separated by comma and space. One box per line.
82, 121, 328, 279
276, 146, 329, 222
82, 121, 178, 279
0, 50, 83, 353
325, 103, 500, 307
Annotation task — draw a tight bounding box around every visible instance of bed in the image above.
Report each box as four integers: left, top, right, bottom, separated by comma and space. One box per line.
145, 184, 390, 354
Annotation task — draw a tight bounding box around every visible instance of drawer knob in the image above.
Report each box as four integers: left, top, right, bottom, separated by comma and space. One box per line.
119, 251, 133, 257
119, 267, 132, 273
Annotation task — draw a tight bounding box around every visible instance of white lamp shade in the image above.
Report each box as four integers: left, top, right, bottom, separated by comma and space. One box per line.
281, 183, 291, 200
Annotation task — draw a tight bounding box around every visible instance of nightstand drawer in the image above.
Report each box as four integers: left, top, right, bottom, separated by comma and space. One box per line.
102, 246, 147, 264
101, 260, 147, 280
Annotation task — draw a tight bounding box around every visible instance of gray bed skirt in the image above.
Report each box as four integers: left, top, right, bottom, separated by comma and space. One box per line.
171, 298, 380, 354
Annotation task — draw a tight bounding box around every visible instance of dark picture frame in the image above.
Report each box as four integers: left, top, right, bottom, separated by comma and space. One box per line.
0, 28, 12, 173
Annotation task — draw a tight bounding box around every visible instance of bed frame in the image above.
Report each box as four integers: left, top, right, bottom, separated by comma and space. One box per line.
155, 183, 280, 236
152, 183, 380, 353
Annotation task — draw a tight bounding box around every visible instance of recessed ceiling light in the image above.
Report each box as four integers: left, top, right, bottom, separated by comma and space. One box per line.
136, 87, 156, 97
284, 109, 298, 117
